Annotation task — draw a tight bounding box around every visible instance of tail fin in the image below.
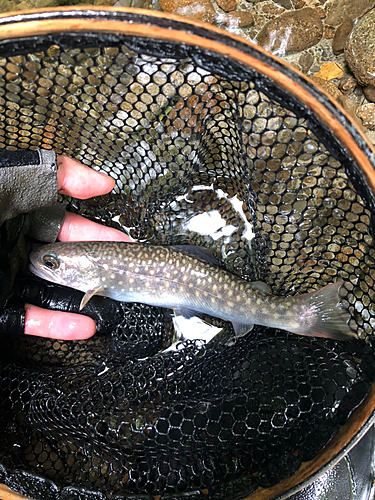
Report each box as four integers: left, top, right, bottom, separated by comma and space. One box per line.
291, 281, 356, 341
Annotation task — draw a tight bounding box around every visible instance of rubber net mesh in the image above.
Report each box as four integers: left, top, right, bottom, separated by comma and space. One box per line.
0, 40, 375, 500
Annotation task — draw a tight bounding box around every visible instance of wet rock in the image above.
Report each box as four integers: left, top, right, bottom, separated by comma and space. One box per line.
220, 11, 254, 27
216, 0, 238, 12
345, 8, 375, 87
338, 74, 357, 95
160, 0, 215, 22
298, 51, 314, 73
363, 86, 375, 102
273, 0, 293, 8
256, 8, 323, 54
332, 19, 353, 54
356, 103, 375, 130
314, 62, 344, 81
309, 76, 342, 100
291, 0, 306, 8
324, 26, 336, 39
325, 0, 375, 26
337, 95, 366, 131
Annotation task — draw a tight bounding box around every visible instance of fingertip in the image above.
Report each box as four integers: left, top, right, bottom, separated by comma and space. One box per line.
56, 155, 115, 199
58, 212, 133, 242
24, 304, 96, 340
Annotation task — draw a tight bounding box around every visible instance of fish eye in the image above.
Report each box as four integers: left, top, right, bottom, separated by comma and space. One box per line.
42, 253, 60, 270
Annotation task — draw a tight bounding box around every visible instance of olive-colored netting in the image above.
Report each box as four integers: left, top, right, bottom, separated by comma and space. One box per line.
1, 37, 375, 500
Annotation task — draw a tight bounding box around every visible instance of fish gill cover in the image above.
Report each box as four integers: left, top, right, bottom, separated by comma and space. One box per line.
0, 29, 375, 500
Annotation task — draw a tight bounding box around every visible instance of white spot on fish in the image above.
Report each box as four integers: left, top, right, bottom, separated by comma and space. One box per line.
118, 281, 123, 285
129, 278, 134, 284
101, 277, 106, 282
103, 264, 108, 270
110, 274, 115, 280
113, 259, 117, 265
119, 270, 124, 275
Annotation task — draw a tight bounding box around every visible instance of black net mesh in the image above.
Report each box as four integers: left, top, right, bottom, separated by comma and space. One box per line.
0, 22, 375, 500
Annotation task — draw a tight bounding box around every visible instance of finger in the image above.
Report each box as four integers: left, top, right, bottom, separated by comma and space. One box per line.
58, 212, 133, 242
56, 155, 115, 199
24, 304, 96, 340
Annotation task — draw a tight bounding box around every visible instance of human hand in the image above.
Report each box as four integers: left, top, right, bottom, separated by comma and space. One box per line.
24, 156, 132, 340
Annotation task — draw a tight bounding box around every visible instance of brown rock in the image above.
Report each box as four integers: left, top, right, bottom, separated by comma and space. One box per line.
325, 0, 375, 26
298, 51, 314, 73
160, 0, 215, 22
315, 7, 326, 18
309, 76, 342, 100
337, 95, 366, 131
324, 26, 335, 39
332, 19, 353, 54
175, 2, 216, 22
256, 8, 323, 54
220, 10, 254, 27
216, 0, 238, 12
345, 8, 375, 86
338, 74, 357, 95
273, 0, 293, 8
356, 103, 375, 129
291, 0, 306, 8
363, 86, 375, 102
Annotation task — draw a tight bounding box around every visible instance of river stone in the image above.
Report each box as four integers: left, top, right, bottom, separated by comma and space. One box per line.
363, 86, 375, 102
160, 0, 215, 22
345, 8, 375, 86
309, 76, 342, 100
356, 103, 375, 129
299, 51, 314, 73
256, 8, 323, 54
332, 19, 353, 54
220, 11, 254, 27
338, 74, 357, 95
325, 0, 375, 26
273, 0, 293, 8
216, 0, 238, 12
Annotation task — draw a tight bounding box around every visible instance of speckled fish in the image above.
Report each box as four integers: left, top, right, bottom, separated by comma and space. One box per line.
29, 241, 355, 340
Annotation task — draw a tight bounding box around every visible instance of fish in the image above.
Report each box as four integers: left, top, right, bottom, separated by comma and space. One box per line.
28, 241, 356, 341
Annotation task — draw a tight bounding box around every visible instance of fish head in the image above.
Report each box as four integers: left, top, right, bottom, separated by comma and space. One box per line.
29, 242, 102, 294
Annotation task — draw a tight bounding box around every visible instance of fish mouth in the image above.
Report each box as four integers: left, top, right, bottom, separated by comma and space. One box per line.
28, 261, 59, 284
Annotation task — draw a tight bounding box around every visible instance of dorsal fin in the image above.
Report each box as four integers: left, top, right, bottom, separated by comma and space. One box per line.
170, 245, 221, 266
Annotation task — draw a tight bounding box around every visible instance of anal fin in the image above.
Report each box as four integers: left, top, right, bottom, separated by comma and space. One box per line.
232, 322, 254, 338
80, 287, 102, 310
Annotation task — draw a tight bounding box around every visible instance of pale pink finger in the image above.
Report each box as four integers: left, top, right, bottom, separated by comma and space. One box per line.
58, 212, 133, 242
56, 155, 115, 199
24, 304, 96, 340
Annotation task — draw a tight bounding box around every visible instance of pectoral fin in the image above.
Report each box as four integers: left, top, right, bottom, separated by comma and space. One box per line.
173, 308, 202, 320
249, 281, 272, 294
232, 322, 254, 338
80, 287, 102, 310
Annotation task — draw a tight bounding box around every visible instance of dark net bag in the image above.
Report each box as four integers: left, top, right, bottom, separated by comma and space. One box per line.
0, 7, 375, 500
